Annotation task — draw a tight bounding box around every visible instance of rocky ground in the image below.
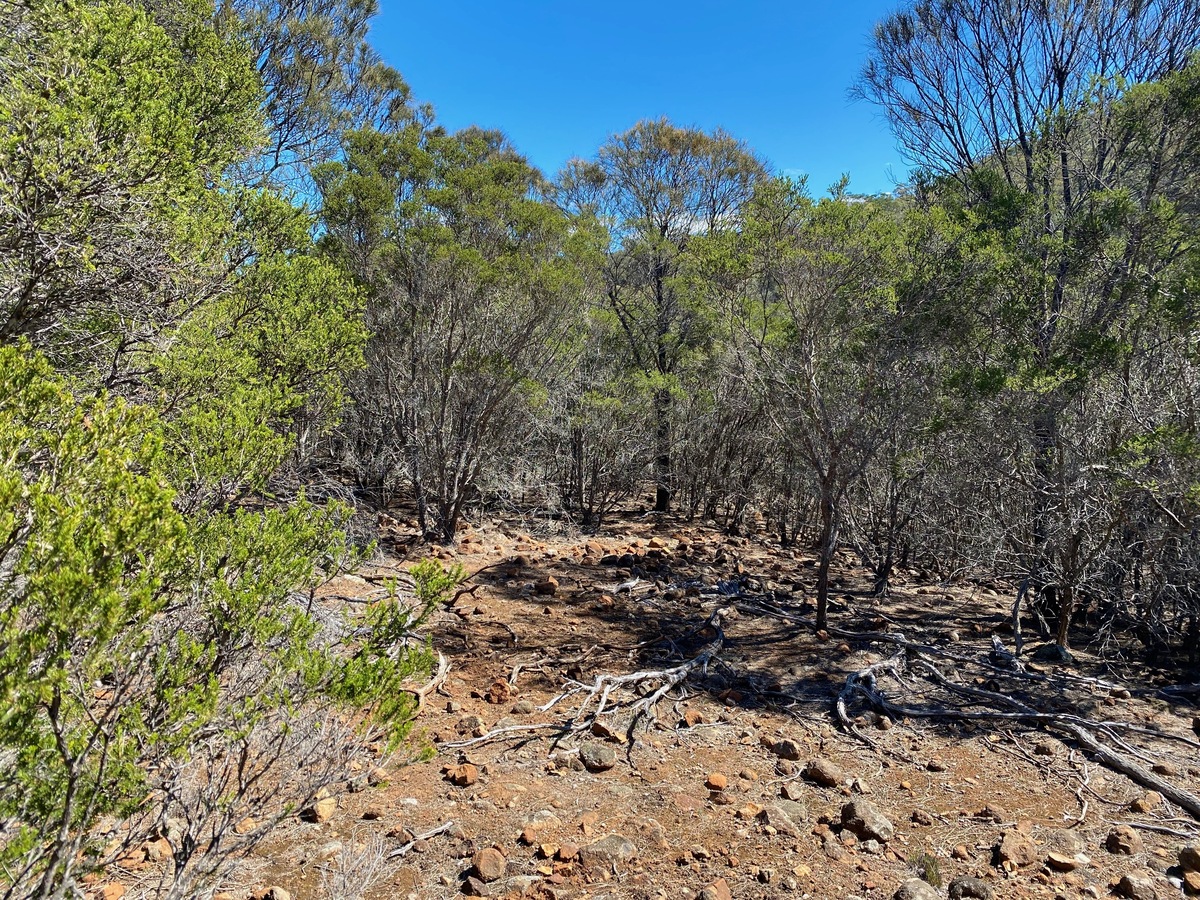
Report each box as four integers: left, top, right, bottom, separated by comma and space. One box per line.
112, 511, 1200, 900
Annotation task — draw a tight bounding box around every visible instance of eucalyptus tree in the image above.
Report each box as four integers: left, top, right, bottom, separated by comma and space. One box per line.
217, 0, 414, 189
317, 124, 595, 540
708, 178, 928, 628
561, 120, 767, 512
857, 0, 1200, 647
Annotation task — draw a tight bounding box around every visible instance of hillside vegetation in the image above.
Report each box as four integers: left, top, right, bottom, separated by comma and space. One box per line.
2, 1, 1200, 898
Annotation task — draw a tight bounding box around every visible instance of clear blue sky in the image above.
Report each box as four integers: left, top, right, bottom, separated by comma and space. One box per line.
370, 1, 908, 196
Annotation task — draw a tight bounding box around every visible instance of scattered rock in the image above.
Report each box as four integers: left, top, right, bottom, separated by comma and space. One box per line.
557, 843, 579, 861
472, 847, 507, 883
519, 810, 562, 843
463, 875, 539, 897
1182, 871, 1200, 895
948, 875, 994, 899
975, 803, 1007, 822
1115, 873, 1160, 900
1047, 850, 1088, 871
445, 763, 479, 787
926, 758, 948, 772
1031, 643, 1073, 663
1181, 846, 1200, 872
911, 809, 933, 826
706, 772, 728, 791
758, 801, 805, 837
512, 699, 535, 715
578, 834, 637, 871
250, 889, 291, 900
579, 742, 616, 772
894, 878, 941, 900
803, 757, 844, 787
994, 828, 1038, 868
534, 576, 559, 596
1106, 825, 1143, 855
304, 797, 336, 823
1150, 761, 1178, 777
455, 715, 485, 736
99, 885, 127, 900
682, 709, 706, 727
841, 799, 894, 843
773, 738, 803, 761
484, 680, 512, 704
696, 879, 733, 900
781, 782, 805, 802
1130, 791, 1162, 813
1034, 740, 1056, 755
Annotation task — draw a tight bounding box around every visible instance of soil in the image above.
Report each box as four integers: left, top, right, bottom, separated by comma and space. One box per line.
117, 510, 1200, 899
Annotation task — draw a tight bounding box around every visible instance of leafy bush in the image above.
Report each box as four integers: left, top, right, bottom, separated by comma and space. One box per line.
0, 346, 456, 900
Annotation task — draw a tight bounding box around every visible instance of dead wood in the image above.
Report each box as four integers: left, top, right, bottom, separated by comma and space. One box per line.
834, 635, 1200, 822
439, 608, 730, 752
387, 820, 457, 858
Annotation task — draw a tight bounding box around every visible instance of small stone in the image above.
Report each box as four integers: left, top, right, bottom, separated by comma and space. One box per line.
1115, 873, 1160, 900
803, 757, 845, 787
696, 879, 733, 900
472, 847, 507, 882
841, 799, 894, 843
926, 758, 948, 772
455, 715, 484, 735
948, 875, 994, 899
445, 763, 478, 786
535, 576, 559, 596
683, 709, 706, 727
706, 773, 728, 791
758, 801, 806, 837
484, 680, 512, 704
894, 878, 941, 900
952, 844, 970, 860
579, 742, 616, 772
1131, 791, 1162, 813
1150, 761, 1178, 777
781, 782, 805, 802
994, 829, 1038, 868
1106, 825, 1143, 855
1180, 846, 1200, 872
1047, 850, 1088, 871
774, 738, 803, 761
100, 885, 126, 900
557, 843, 579, 861
1183, 870, 1200, 895
578, 834, 637, 871
1034, 740, 1055, 756
512, 699, 535, 715
234, 816, 257, 835
305, 797, 336, 823
911, 809, 934, 826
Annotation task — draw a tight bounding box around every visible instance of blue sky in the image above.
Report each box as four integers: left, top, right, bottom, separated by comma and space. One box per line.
370, 1, 906, 196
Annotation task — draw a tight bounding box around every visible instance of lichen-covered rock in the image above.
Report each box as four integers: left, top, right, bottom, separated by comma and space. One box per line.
841, 798, 894, 843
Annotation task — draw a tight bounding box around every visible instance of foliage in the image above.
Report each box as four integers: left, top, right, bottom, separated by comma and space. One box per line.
0, 342, 458, 899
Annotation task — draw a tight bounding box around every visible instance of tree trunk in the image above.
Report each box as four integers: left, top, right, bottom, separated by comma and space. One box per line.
653, 386, 671, 513
815, 477, 837, 631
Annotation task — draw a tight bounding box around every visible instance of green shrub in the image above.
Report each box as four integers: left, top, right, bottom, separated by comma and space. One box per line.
0, 346, 456, 900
